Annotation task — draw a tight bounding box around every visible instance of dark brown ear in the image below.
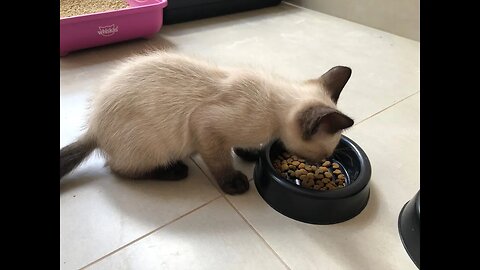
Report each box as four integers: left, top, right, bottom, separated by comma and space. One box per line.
299, 105, 354, 140
319, 66, 352, 104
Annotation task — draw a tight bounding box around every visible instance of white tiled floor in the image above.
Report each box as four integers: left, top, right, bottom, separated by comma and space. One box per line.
61, 3, 419, 270
87, 198, 289, 270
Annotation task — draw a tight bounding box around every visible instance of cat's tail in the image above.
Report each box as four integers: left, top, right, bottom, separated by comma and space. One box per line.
60, 135, 97, 180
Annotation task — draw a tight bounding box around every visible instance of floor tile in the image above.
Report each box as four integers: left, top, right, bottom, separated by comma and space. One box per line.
61, 157, 220, 269
87, 198, 288, 270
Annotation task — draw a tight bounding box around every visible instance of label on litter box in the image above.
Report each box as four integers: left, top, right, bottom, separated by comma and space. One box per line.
97, 24, 119, 37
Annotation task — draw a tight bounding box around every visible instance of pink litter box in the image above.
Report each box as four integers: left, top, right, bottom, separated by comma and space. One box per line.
60, 0, 168, 56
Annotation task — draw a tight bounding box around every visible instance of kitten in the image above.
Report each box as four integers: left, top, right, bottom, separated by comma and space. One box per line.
60, 52, 354, 194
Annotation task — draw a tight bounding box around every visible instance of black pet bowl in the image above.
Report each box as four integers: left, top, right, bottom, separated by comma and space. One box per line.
398, 190, 420, 269
254, 135, 372, 224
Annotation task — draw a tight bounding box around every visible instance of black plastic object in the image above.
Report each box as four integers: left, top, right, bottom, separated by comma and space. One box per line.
398, 191, 420, 269
163, 0, 282, 25
254, 135, 371, 224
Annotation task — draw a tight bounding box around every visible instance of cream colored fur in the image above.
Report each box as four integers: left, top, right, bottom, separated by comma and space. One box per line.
75, 51, 349, 188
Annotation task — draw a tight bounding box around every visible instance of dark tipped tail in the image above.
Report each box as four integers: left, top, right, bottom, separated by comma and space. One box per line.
60, 136, 97, 179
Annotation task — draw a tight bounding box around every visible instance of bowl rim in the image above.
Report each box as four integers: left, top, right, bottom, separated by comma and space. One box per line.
262, 135, 371, 199
398, 191, 420, 268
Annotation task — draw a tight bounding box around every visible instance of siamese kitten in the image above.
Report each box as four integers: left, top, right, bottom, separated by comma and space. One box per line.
60, 52, 354, 194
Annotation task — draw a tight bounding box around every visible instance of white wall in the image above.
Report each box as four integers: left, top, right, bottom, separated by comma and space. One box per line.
286, 0, 419, 41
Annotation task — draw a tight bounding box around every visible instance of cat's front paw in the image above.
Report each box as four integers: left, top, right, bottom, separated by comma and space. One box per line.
220, 171, 249, 195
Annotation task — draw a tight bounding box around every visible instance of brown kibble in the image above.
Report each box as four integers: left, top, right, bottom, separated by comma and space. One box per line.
322, 161, 331, 167
301, 178, 314, 188
306, 179, 315, 187
326, 183, 336, 190
315, 181, 325, 188
318, 166, 329, 173
274, 152, 347, 191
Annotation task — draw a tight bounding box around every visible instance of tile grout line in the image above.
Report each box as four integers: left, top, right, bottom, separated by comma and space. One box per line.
190, 157, 290, 269
190, 156, 224, 194
191, 155, 254, 179
223, 197, 292, 270
190, 156, 255, 188
79, 195, 223, 270
352, 91, 419, 128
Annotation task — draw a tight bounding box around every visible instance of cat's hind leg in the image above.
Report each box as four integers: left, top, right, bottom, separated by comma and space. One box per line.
110, 160, 189, 181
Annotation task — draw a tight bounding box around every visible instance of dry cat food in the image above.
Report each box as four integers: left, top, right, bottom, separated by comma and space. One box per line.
272, 152, 347, 191
60, 0, 129, 18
